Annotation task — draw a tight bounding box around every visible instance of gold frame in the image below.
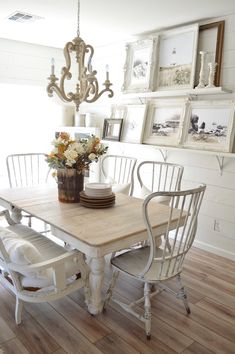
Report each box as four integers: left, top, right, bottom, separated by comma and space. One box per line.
198, 20, 225, 87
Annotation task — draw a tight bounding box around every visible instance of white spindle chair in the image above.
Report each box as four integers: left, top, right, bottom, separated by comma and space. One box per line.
6, 153, 51, 231
0, 210, 89, 325
101, 155, 137, 196
137, 160, 184, 194
104, 184, 206, 339
137, 161, 184, 249
6, 153, 50, 188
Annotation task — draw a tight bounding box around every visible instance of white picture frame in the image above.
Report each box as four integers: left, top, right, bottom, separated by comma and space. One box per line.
143, 99, 186, 146
182, 100, 235, 152
156, 24, 199, 90
122, 38, 158, 93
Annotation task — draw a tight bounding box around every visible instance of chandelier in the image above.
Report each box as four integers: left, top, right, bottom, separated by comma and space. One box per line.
46, 0, 114, 112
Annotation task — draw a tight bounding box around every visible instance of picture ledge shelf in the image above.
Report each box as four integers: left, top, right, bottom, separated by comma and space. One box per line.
122, 87, 232, 99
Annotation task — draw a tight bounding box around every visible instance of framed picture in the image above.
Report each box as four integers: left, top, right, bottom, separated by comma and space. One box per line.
102, 118, 123, 141
143, 99, 186, 146
156, 24, 199, 90
182, 100, 235, 152
122, 38, 158, 93
111, 104, 148, 144
195, 21, 225, 87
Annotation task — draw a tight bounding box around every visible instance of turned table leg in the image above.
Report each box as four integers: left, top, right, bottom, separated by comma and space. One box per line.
87, 256, 105, 315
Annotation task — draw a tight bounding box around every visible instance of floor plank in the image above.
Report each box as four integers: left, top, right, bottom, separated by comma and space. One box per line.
0, 246, 234, 354
196, 297, 235, 326
0, 338, 30, 354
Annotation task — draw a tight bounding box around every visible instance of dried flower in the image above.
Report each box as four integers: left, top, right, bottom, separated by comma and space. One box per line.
45, 132, 108, 173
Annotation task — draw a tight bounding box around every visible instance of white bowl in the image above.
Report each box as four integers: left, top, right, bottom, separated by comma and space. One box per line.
85, 183, 112, 197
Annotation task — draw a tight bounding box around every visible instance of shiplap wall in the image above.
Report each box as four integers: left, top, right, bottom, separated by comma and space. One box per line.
0, 12, 235, 259
81, 15, 235, 260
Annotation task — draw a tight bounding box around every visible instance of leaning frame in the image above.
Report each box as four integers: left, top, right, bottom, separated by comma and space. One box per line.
122, 37, 158, 93
182, 100, 235, 152
156, 24, 199, 90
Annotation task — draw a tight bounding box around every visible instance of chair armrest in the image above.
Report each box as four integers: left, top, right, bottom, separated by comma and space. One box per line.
0, 209, 17, 225
6, 249, 82, 273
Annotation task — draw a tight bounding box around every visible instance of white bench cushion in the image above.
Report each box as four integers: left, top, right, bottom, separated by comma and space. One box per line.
1, 225, 81, 288
139, 185, 171, 205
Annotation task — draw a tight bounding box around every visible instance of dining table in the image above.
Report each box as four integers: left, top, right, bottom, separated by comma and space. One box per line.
0, 186, 182, 315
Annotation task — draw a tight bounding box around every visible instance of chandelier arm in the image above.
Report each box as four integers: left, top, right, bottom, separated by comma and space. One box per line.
85, 81, 114, 103
86, 45, 94, 73
85, 87, 114, 103
59, 42, 75, 99
47, 83, 74, 103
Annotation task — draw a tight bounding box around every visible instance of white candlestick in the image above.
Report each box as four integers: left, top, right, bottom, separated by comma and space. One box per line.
51, 57, 55, 75
196, 51, 207, 88
206, 62, 217, 88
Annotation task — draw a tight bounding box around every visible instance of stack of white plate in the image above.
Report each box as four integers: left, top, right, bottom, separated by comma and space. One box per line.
84, 183, 112, 197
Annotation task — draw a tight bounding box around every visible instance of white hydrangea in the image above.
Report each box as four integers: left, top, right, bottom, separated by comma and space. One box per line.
68, 142, 85, 155
88, 153, 97, 161
64, 149, 78, 167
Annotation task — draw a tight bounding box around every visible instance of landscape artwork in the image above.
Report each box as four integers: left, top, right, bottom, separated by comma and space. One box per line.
157, 25, 198, 90
183, 103, 235, 152
143, 101, 185, 146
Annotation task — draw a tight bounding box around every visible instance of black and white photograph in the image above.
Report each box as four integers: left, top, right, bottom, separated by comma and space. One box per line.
143, 99, 185, 146
122, 38, 158, 93
183, 101, 235, 152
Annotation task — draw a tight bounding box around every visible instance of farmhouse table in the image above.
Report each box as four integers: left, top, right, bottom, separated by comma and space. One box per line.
0, 186, 182, 314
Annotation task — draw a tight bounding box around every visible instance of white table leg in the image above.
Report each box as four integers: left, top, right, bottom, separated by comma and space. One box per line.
87, 256, 105, 315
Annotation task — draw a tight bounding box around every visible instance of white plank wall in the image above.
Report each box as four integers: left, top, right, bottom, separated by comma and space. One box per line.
0, 12, 235, 259
82, 14, 235, 260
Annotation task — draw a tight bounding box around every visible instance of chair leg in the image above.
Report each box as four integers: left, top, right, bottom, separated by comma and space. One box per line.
177, 274, 191, 314
103, 270, 119, 310
15, 297, 23, 324
144, 282, 151, 339
164, 233, 172, 252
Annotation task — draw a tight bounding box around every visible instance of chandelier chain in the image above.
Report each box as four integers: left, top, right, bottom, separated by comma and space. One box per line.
77, 0, 80, 37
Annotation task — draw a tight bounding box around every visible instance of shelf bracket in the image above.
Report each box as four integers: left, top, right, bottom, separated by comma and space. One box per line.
216, 156, 224, 175
159, 148, 168, 162
138, 96, 146, 104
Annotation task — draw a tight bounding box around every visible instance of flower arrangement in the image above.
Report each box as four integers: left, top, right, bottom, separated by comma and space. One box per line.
46, 132, 108, 173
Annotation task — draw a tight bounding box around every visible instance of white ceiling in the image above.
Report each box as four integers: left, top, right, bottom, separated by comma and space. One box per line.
1, 0, 235, 48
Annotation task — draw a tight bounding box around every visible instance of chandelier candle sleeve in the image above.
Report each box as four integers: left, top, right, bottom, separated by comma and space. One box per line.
51, 58, 55, 75
105, 64, 109, 80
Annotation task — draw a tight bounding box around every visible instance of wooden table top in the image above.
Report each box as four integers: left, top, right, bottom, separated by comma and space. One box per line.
0, 186, 181, 248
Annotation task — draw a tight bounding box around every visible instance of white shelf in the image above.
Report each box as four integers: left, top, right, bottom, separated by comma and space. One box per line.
55, 126, 101, 138
146, 144, 235, 175
122, 87, 232, 99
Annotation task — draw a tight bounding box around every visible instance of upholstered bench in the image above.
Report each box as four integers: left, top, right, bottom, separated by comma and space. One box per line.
0, 223, 89, 324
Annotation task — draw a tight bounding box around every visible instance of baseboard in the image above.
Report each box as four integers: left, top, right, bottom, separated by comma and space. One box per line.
193, 240, 235, 261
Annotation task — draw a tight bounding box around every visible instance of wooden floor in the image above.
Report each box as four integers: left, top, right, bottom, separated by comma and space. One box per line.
0, 246, 234, 354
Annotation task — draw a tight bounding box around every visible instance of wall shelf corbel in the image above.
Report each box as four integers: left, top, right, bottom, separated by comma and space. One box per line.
216, 155, 225, 175
150, 144, 235, 175
158, 148, 168, 162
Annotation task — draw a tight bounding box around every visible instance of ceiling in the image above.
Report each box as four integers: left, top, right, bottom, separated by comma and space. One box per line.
1, 0, 235, 48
